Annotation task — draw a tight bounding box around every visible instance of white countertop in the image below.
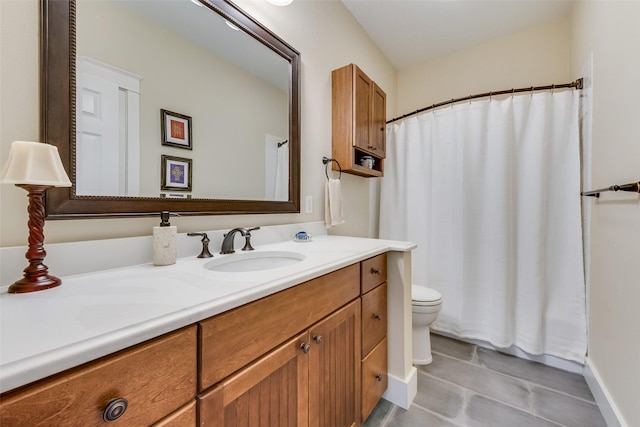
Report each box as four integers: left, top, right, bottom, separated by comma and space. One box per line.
0, 234, 415, 394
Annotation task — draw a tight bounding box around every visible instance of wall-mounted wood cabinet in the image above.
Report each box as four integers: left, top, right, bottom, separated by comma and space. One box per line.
332, 64, 386, 177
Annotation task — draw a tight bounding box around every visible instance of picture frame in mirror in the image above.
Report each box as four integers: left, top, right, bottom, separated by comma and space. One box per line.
161, 109, 192, 150
161, 155, 192, 192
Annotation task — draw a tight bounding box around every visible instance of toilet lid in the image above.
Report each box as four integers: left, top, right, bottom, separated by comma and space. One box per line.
412, 285, 442, 304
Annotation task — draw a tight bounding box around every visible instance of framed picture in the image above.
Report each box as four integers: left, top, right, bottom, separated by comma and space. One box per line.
161, 155, 192, 192
161, 109, 192, 149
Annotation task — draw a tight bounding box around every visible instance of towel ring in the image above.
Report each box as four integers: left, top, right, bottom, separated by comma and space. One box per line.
322, 157, 342, 180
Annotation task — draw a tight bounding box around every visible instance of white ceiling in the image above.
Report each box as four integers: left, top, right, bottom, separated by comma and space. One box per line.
341, 0, 574, 70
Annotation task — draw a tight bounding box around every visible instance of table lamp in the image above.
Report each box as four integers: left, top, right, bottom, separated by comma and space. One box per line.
0, 141, 72, 293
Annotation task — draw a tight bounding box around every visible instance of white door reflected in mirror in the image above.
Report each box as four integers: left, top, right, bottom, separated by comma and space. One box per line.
76, 57, 141, 196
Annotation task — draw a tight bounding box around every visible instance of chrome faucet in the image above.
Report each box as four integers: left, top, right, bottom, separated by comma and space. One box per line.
220, 227, 260, 254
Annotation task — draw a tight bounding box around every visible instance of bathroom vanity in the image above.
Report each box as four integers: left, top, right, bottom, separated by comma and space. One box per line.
0, 225, 416, 426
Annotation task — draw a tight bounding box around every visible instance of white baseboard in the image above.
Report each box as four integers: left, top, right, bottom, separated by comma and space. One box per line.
583, 358, 627, 427
382, 367, 417, 410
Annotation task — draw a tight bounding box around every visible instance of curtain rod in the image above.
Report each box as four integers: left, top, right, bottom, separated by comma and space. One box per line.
387, 78, 584, 124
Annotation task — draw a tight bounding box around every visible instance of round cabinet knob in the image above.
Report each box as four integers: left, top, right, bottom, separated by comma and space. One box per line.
313, 335, 323, 344
103, 398, 128, 422
301, 343, 311, 354
373, 313, 382, 321
375, 374, 382, 382
371, 268, 381, 276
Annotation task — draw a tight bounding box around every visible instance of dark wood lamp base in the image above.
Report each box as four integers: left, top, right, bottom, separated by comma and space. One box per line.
8, 184, 62, 294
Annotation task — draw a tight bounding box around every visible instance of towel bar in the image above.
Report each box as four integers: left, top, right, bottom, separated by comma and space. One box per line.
322, 157, 342, 180
581, 181, 640, 198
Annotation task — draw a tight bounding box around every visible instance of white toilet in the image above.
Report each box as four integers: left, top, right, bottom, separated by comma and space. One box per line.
412, 284, 443, 365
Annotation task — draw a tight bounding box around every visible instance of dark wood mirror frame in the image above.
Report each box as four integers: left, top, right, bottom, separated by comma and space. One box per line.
42, 0, 300, 219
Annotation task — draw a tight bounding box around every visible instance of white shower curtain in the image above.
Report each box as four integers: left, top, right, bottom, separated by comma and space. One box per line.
380, 91, 587, 363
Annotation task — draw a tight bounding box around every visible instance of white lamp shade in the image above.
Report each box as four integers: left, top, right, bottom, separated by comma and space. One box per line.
0, 141, 71, 187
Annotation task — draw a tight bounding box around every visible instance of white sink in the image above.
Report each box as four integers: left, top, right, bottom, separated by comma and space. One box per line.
204, 251, 305, 273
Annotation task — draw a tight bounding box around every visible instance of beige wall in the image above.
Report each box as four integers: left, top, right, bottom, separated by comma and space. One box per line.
0, 0, 396, 246
397, 16, 571, 115
571, 2, 640, 425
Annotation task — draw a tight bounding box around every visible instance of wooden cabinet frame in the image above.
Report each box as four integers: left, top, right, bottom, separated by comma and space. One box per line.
332, 64, 386, 177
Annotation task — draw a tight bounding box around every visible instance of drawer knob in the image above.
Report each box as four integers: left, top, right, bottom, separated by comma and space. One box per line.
373, 313, 382, 321
301, 343, 311, 354
375, 374, 382, 382
313, 334, 323, 344
103, 398, 128, 422
371, 268, 381, 276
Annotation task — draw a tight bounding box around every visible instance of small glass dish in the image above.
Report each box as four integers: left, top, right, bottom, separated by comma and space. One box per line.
293, 231, 312, 242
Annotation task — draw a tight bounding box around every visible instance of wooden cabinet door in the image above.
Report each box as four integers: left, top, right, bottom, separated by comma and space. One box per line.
309, 300, 361, 427
354, 66, 373, 152
198, 332, 309, 427
371, 82, 386, 157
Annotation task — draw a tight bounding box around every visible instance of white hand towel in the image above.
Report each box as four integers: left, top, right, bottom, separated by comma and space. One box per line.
325, 178, 345, 228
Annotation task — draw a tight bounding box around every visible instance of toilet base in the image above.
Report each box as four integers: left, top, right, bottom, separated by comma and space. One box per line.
412, 325, 434, 365
413, 354, 433, 365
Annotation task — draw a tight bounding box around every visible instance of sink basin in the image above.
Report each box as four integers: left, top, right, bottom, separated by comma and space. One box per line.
204, 251, 305, 273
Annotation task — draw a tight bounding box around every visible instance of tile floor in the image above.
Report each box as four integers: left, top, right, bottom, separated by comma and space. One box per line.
364, 334, 607, 427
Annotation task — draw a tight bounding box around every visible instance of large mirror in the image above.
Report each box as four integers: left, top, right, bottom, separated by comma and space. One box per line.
42, 0, 300, 218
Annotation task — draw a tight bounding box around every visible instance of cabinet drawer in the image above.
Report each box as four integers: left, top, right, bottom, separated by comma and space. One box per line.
361, 253, 387, 294
0, 326, 197, 427
362, 282, 387, 357
200, 264, 360, 390
361, 337, 388, 423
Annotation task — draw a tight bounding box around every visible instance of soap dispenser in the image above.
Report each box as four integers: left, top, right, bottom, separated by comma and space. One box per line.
153, 211, 177, 266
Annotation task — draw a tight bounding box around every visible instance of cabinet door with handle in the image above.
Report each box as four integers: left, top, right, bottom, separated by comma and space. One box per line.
198, 332, 310, 427
354, 66, 373, 153
309, 300, 361, 427
371, 82, 386, 157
